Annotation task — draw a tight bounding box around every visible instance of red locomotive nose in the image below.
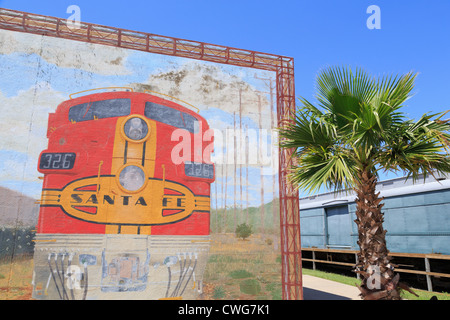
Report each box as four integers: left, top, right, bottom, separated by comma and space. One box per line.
37, 89, 214, 236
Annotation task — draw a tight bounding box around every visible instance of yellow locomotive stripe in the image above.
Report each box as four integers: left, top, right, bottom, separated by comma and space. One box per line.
40, 177, 210, 226
111, 116, 157, 177
40, 189, 61, 205
107, 116, 157, 234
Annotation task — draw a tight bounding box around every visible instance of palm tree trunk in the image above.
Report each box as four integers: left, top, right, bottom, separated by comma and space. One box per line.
353, 169, 405, 300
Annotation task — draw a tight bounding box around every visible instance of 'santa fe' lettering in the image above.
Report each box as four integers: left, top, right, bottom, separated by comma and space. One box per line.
70, 193, 184, 207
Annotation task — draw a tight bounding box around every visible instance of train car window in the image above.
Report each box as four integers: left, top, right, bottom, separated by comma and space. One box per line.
69, 99, 131, 122
145, 102, 199, 133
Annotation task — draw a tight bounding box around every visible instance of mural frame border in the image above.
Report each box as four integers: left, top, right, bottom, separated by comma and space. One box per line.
0, 7, 302, 300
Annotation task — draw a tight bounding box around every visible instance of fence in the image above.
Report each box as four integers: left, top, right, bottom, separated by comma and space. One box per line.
302, 247, 450, 292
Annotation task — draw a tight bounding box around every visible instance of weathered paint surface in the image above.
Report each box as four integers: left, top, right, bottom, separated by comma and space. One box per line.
0, 28, 278, 300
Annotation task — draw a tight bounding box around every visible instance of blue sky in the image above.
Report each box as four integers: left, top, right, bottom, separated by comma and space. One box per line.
1, 0, 449, 199
1, 0, 448, 119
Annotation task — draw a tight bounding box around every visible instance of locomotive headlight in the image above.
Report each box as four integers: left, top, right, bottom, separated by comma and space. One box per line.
118, 165, 146, 192
123, 117, 149, 141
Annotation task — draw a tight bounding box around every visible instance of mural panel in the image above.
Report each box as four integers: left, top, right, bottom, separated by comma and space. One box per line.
0, 27, 279, 300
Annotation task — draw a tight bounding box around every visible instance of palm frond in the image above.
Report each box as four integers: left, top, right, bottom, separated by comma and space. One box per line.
376, 71, 417, 110
378, 110, 450, 180
288, 148, 357, 194
279, 102, 337, 151
279, 65, 450, 195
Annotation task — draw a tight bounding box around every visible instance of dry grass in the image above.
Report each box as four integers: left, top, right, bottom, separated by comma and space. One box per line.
201, 233, 282, 300
0, 255, 34, 300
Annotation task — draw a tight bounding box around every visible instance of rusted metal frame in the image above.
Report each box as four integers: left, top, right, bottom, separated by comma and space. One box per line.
86, 24, 91, 42
225, 47, 230, 64
0, 8, 287, 71
119, 30, 149, 51
145, 33, 150, 51
283, 109, 301, 297
22, 13, 27, 31
90, 27, 126, 47
0, 7, 302, 300
0, 11, 43, 33
2, 11, 88, 43
117, 29, 122, 47
200, 42, 205, 60
148, 34, 173, 52
0, 8, 27, 27
18, 12, 59, 35
55, 18, 61, 37
277, 57, 301, 300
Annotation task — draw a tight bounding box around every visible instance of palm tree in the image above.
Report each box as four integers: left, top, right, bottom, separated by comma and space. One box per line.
279, 66, 450, 300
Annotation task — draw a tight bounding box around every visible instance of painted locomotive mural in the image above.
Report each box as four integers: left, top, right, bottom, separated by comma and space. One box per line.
32, 89, 214, 300
0, 26, 279, 300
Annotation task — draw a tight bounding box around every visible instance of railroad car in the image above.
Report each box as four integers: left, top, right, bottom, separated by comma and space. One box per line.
300, 174, 450, 290
32, 88, 214, 300
300, 174, 450, 255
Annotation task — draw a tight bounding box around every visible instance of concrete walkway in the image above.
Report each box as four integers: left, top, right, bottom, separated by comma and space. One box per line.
302, 275, 361, 300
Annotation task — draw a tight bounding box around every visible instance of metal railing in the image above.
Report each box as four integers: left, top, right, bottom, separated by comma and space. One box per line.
302, 247, 450, 292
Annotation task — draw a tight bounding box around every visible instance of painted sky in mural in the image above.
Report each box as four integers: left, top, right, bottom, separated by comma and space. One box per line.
0, 29, 277, 209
